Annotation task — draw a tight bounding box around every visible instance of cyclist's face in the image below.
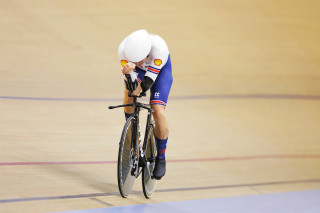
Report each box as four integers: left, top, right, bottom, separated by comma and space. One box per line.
134, 57, 147, 66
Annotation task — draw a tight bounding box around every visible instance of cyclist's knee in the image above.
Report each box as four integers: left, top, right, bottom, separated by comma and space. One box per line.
124, 89, 130, 96
152, 106, 166, 120
152, 105, 169, 138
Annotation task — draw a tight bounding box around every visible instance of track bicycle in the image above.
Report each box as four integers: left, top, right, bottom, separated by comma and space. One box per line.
108, 89, 158, 198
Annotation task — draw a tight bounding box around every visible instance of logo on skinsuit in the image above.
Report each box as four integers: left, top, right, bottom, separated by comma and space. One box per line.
121, 60, 128, 67
154, 59, 162, 66
159, 149, 166, 154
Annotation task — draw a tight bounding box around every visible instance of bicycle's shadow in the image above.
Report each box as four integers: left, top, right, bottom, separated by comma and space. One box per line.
42, 163, 118, 194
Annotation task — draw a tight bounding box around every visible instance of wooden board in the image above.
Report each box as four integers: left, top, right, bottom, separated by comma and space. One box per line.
0, 0, 320, 212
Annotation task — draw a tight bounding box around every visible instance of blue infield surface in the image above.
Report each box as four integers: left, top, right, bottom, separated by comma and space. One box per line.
55, 189, 320, 213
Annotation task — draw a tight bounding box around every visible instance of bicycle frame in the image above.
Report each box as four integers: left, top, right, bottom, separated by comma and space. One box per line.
109, 95, 154, 177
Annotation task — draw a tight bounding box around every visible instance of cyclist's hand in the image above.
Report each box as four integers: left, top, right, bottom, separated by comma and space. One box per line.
122, 62, 136, 74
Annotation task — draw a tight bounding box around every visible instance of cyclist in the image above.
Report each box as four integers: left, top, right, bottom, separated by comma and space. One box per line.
118, 29, 173, 180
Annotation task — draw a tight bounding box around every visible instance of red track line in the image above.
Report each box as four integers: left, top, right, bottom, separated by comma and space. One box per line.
0, 161, 117, 166
0, 155, 320, 166
168, 154, 320, 163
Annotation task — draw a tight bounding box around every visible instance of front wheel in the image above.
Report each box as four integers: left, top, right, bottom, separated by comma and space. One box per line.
117, 116, 139, 198
142, 122, 157, 198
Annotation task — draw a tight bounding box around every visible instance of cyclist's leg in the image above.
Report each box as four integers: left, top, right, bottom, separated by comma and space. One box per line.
152, 105, 169, 140
152, 104, 169, 162
150, 55, 173, 179
150, 55, 173, 145
123, 89, 133, 115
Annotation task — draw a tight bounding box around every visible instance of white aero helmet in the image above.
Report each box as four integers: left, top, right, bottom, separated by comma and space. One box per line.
124, 29, 151, 63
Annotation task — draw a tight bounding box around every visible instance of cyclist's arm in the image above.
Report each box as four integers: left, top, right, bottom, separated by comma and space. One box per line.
120, 60, 138, 92
131, 76, 152, 96
140, 55, 168, 94
131, 83, 142, 96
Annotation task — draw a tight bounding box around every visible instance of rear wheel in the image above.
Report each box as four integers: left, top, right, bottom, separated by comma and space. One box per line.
117, 116, 139, 198
142, 122, 157, 198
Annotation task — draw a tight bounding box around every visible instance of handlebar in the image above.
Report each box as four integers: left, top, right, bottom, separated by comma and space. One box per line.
128, 90, 147, 98
124, 74, 146, 98
108, 99, 153, 112
110, 74, 149, 110
128, 90, 146, 98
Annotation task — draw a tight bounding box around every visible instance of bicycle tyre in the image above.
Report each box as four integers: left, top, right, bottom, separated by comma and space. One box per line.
117, 116, 139, 198
142, 122, 157, 198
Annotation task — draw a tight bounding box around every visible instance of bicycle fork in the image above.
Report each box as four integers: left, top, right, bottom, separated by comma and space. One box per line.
131, 115, 144, 177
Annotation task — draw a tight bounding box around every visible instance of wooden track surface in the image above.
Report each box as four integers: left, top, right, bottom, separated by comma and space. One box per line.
1, 0, 320, 212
